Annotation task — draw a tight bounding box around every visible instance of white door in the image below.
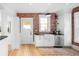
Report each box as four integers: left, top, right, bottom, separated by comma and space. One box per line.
21, 18, 33, 44
74, 12, 79, 43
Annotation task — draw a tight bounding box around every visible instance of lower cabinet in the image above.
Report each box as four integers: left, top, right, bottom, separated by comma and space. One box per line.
34, 34, 64, 47
34, 34, 55, 47
0, 38, 8, 56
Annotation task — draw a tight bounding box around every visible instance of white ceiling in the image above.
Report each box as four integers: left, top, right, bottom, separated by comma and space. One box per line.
1, 3, 79, 13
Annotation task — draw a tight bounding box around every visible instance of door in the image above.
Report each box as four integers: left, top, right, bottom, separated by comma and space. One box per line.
74, 12, 79, 44
21, 18, 33, 44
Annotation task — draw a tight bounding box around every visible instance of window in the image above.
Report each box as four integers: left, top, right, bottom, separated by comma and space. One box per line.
21, 18, 33, 30
39, 15, 51, 32
23, 25, 31, 29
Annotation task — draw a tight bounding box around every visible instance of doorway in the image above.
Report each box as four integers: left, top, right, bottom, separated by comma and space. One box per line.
21, 18, 33, 44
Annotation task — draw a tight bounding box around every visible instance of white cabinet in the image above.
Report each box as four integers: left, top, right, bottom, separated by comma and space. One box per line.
35, 35, 44, 47
34, 34, 55, 47
44, 35, 55, 46
34, 34, 64, 47
0, 38, 8, 56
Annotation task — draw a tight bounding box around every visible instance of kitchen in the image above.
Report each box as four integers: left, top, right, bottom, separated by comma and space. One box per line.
0, 3, 79, 56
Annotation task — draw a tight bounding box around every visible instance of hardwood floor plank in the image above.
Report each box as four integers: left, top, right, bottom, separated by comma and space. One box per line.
8, 44, 79, 56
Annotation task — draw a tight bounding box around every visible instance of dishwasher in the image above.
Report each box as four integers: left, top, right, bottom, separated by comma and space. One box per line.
54, 35, 64, 48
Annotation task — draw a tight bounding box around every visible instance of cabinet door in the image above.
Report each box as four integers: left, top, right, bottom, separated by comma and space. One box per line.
40, 35, 46, 46
35, 35, 45, 46
34, 35, 40, 46
0, 38, 8, 56
44, 35, 55, 46
50, 35, 55, 46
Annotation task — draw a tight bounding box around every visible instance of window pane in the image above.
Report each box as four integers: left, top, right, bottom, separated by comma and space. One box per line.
39, 15, 51, 32
23, 25, 31, 29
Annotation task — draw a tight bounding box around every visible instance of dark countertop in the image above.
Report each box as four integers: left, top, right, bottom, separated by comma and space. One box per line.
0, 36, 8, 40
55, 33, 64, 35
34, 33, 64, 35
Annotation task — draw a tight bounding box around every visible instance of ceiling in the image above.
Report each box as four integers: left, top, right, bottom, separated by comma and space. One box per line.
1, 3, 79, 13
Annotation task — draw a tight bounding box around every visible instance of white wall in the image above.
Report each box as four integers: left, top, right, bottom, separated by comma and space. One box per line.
64, 12, 72, 46
9, 17, 21, 49
1, 10, 8, 35
57, 10, 72, 46
0, 6, 21, 49
14, 17, 21, 48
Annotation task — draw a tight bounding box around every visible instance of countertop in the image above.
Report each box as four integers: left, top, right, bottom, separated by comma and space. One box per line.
0, 36, 8, 40
34, 33, 64, 35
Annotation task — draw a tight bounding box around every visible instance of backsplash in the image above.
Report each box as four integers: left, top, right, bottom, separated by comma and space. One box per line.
56, 13, 64, 34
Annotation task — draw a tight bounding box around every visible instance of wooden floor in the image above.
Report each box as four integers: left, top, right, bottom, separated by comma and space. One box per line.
8, 44, 79, 56
9, 44, 41, 56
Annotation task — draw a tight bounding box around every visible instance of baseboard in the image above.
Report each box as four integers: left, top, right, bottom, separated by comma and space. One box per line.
35, 46, 54, 48
53, 46, 63, 48
63, 46, 71, 48
35, 46, 72, 48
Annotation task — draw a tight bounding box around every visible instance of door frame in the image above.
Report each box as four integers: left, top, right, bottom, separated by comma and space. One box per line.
72, 6, 79, 46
